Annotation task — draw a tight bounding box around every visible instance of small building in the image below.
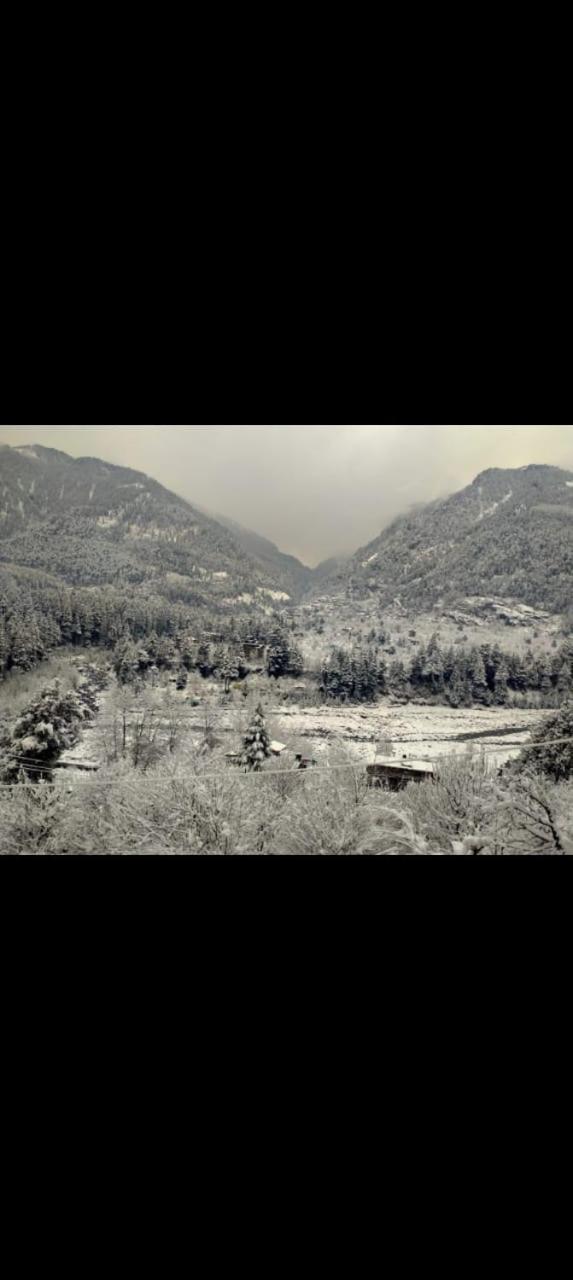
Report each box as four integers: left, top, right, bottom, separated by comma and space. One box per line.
269, 740, 287, 756
225, 751, 243, 767
295, 753, 317, 770
367, 755, 434, 791
244, 641, 266, 662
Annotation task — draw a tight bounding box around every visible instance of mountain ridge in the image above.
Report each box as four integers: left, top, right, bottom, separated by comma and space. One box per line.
3, 448, 572, 617
0, 442, 296, 605
313, 464, 573, 613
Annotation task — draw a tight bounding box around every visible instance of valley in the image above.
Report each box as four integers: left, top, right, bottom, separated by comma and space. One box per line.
1, 438, 572, 855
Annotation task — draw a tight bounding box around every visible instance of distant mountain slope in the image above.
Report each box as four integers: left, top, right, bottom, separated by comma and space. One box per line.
203, 512, 353, 596
315, 465, 573, 613
310, 553, 352, 585
0, 443, 292, 607
208, 511, 313, 595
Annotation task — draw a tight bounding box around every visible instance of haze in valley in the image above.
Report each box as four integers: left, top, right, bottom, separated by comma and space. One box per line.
1, 425, 571, 566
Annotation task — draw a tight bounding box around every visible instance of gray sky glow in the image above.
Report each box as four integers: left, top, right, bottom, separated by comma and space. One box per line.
1, 425, 572, 567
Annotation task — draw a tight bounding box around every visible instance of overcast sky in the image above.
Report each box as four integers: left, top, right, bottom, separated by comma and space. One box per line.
1, 425, 572, 566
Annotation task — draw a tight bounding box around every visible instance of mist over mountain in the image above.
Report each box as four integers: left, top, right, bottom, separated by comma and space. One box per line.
198, 509, 314, 596
2, 446, 572, 620
316, 465, 573, 613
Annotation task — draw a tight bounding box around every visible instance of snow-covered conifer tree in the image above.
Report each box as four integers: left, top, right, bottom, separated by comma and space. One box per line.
242, 703, 271, 771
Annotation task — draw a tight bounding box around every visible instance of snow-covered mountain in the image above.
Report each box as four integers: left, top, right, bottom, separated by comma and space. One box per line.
313, 465, 573, 613
0, 443, 295, 605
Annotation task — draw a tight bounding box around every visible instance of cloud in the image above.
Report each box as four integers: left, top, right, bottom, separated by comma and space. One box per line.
1, 425, 572, 565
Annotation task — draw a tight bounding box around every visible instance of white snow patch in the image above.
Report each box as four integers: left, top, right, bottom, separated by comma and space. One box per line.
29, 480, 35, 496
259, 589, 291, 601
566, 481, 573, 488
212, 571, 229, 580
271, 704, 552, 771
477, 494, 511, 520
15, 446, 39, 460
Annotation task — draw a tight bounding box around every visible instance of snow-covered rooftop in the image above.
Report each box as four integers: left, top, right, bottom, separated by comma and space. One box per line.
370, 757, 434, 773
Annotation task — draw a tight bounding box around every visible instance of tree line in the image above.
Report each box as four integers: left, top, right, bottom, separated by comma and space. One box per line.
320, 635, 573, 706
0, 566, 293, 681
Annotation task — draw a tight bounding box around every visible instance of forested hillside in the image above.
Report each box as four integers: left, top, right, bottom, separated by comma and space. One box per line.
0, 443, 302, 677
316, 465, 573, 612
0, 443, 294, 597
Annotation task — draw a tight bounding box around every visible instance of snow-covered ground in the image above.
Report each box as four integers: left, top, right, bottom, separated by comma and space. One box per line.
270, 703, 550, 769
58, 686, 115, 774
59, 685, 550, 780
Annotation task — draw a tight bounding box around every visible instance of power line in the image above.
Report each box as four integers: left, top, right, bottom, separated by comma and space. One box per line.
1, 735, 572, 790
0, 733, 551, 771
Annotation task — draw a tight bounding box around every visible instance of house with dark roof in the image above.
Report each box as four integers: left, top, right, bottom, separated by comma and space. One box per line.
367, 755, 434, 791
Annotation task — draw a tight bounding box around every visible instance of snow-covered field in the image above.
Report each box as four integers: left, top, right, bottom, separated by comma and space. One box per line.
60, 689, 550, 777
270, 703, 551, 769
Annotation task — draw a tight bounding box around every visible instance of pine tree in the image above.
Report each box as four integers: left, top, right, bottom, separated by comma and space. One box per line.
447, 665, 465, 708
113, 636, 140, 685
146, 631, 160, 661
0, 611, 8, 678
493, 655, 509, 705
483, 645, 505, 696
468, 649, 490, 705
242, 704, 272, 771
556, 662, 572, 698
267, 637, 290, 678
219, 651, 239, 693
442, 647, 456, 687
320, 653, 338, 700
287, 645, 304, 678
538, 661, 553, 698
155, 636, 177, 669
517, 701, 573, 782
423, 636, 445, 695
339, 652, 354, 701
388, 659, 409, 697
410, 647, 426, 689
509, 655, 528, 693
4, 684, 88, 779
59, 600, 74, 645
354, 651, 378, 702
180, 636, 195, 671
8, 619, 36, 671
197, 642, 213, 677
